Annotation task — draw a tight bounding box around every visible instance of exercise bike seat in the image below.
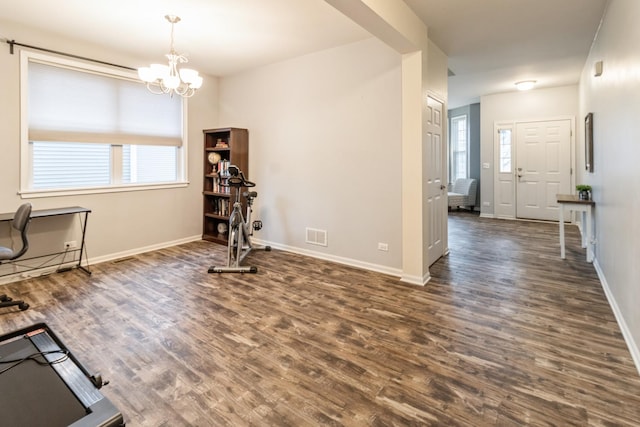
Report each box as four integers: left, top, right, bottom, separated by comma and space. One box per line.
243, 191, 258, 199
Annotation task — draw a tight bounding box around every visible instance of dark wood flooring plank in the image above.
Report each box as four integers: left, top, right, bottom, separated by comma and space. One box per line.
1, 211, 639, 426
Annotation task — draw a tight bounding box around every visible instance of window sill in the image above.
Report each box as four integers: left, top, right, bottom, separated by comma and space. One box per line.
19, 181, 189, 199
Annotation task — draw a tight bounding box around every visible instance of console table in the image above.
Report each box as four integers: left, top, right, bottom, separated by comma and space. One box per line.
556, 194, 595, 262
0, 206, 91, 275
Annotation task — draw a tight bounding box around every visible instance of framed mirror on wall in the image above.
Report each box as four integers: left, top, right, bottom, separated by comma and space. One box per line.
585, 112, 594, 172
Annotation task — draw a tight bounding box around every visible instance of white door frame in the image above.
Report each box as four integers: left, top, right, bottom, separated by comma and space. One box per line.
493, 116, 575, 219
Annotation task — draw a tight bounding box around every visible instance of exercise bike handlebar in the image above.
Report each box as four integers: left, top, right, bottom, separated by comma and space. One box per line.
225, 165, 255, 188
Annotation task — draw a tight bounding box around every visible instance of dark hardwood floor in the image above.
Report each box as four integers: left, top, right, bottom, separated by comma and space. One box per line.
1, 211, 639, 426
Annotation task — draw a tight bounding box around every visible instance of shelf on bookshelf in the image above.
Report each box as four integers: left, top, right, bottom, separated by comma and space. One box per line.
205, 211, 228, 218
203, 191, 231, 197
203, 233, 229, 244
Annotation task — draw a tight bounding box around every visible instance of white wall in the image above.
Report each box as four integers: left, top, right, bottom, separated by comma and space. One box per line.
480, 85, 579, 216
325, 0, 446, 283
0, 19, 217, 273
578, 0, 640, 369
427, 40, 447, 103
218, 37, 403, 273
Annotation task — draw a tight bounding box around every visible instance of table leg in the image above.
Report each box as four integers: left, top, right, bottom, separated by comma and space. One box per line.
586, 206, 593, 263
581, 210, 587, 248
559, 204, 565, 259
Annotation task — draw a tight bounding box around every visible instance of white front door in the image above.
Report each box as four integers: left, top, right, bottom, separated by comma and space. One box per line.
515, 120, 571, 221
426, 96, 447, 265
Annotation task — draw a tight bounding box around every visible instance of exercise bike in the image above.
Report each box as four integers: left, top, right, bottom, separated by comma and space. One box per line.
208, 165, 270, 273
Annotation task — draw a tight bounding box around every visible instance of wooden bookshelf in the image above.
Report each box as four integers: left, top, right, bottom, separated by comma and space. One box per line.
202, 127, 248, 244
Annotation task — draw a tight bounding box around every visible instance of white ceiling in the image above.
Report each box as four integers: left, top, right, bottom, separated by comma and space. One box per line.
0, 0, 608, 109
405, 0, 609, 107
0, 0, 370, 75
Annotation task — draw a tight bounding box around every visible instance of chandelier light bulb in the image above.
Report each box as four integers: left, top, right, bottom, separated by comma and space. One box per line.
190, 75, 204, 89
179, 68, 199, 83
137, 15, 202, 97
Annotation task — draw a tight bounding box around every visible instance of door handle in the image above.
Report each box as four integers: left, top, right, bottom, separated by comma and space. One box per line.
440, 185, 446, 190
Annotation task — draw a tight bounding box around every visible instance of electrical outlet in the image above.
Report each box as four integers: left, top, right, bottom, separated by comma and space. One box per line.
64, 240, 77, 250
377, 242, 389, 251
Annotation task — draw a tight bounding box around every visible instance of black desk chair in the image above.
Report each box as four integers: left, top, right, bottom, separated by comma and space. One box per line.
0, 203, 32, 311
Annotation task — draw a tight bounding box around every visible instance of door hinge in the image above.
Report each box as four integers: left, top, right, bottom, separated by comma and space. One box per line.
570, 167, 573, 175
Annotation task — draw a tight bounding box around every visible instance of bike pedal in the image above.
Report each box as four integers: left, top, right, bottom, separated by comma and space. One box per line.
252, 220, 263, 231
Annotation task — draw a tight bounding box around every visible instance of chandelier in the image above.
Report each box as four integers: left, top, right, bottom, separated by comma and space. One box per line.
138, 15, 203, 98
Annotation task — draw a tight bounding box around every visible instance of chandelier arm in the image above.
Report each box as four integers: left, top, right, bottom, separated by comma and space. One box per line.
158, 80, 171, 94
173, 85, 196, 97
145, 82, 168, 95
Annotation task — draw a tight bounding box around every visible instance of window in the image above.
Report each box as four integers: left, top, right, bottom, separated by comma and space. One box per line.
498, 128, 512, 173
450, 115, 468, 182
21, 51, 187, 196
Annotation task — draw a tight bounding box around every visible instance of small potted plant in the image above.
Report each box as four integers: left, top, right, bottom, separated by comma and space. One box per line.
576, 184, 592, 200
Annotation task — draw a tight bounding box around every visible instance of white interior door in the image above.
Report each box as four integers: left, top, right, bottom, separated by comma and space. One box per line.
426, 96, 446, 265
515, 120, 571, 221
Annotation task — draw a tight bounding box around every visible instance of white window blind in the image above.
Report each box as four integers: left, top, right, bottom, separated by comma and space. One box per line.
450, 115, 468, 181
123, 145, 177, 184
28, 61, 182, 146
22, 52, 186, 194
33, 142, 110, 189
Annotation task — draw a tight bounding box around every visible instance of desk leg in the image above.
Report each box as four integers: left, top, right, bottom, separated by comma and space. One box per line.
77, 211, 92, 275
559, 204, 566, 259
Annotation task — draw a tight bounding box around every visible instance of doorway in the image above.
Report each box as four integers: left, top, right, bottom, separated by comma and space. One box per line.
495, 118, 573, 220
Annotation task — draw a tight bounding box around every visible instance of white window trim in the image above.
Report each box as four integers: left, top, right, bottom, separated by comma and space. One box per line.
19, 50, 189, 198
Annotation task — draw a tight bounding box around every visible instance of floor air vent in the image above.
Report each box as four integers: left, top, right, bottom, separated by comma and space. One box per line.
305, 227, 327, 247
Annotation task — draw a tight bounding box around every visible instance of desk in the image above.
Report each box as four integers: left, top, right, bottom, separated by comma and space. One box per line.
0, 206, 91, 275
557, 194, 595, 262
0, 323, 124, 427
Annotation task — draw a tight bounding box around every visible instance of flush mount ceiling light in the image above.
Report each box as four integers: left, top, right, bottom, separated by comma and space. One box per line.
515, 80, 536, 91
138, 15, 203, 98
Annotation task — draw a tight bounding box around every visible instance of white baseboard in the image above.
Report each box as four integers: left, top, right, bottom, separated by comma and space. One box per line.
400, 272, 431, 286
0, 262, 78, 286
479, 213, 495, 219
593, 258, 640, 376
253, 238, 402, 279
0, 235, 203, 286
88, 235, 203, 265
